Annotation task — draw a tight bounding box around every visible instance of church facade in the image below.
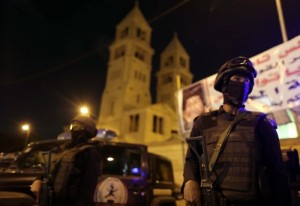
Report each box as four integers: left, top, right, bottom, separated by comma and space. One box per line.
97, 3, 193, 186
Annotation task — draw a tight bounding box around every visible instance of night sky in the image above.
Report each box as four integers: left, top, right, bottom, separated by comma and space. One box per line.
1, 0, 300, 151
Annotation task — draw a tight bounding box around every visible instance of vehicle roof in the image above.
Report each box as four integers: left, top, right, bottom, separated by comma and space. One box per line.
147, 152, 173, 162
24, 139, 70, 153
26, 139, 69, 147
90, 138, 148, 149
25, 138, 148, 151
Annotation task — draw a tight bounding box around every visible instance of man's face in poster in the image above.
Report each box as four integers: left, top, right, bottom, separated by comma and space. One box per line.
183, 95, 205, 130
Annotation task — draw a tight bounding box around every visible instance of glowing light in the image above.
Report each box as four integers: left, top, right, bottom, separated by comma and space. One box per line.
21, 123, 31, 146
107, 157, 114, 161
80, 106, 89, 115
21, 124, 30, 131
131, 167, 140, 175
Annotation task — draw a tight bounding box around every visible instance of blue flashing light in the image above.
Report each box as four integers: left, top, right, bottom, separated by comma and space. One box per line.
131, 167, 140, 175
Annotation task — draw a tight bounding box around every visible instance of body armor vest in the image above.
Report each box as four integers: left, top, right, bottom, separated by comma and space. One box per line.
53, 144, 95, 198
200, 111, 265, 202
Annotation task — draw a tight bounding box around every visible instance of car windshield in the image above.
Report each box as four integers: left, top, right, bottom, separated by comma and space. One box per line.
101, 145, 142, 176
12, 140, 68, 171
15, 150, 61, 170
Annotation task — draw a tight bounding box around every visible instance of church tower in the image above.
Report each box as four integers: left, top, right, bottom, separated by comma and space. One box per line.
98, 2, 154, 134
156, 33, 193, 110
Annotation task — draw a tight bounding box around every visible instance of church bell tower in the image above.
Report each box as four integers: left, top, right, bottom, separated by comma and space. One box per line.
98, 2, 154, 134
156, 33, 193, 111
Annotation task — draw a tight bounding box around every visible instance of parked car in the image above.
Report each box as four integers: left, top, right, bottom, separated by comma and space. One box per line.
0, 139, 69, 195
0, 152, 20, 169
0, 138, 182, 206
0, 139, 69, 206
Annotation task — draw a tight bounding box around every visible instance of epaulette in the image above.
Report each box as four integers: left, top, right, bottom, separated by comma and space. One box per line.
242, 111, 265, 121
199, 110, 218, 129
193, 116, 200, 122
236, 111, 265, 127
240, 111, 277, 128
249, 111, 265, 117
193, 110, 218, 122
201, 110, 218, 117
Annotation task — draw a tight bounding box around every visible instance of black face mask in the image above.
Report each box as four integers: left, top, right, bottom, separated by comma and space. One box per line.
71, 130, 87, 141
223, 80, 249, 106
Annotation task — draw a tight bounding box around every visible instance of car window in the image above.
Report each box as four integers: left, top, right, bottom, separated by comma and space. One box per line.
15, 142, 66, 170
156, 158, 173, 182
21, 151, 43, 168
17, 150, 61, 170
101, 145, 142, 176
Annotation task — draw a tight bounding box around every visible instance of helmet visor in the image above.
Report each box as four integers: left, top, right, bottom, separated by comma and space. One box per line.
70, 122, 84, 132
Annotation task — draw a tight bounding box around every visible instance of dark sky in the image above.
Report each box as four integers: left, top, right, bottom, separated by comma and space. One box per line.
1, 0, 300, 151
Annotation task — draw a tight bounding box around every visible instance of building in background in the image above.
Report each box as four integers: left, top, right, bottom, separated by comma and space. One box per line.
98, 3, 192, 144
97, 3, 193, 187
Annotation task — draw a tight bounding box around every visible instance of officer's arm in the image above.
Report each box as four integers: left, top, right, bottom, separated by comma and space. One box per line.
182, 117, 203, 206
183, 117, 203, 185
258, 118, 291, 206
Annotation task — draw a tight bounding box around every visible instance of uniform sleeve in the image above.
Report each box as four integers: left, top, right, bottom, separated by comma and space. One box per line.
257, 118, 291, 206
182, 117, 203, 191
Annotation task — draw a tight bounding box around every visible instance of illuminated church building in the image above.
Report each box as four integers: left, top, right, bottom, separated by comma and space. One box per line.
97, 3, 192, 184
98, 3, 192, 143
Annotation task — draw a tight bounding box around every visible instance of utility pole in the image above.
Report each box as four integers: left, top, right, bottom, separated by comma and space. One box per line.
275, 0, 288, 42
175, 74, 186, 165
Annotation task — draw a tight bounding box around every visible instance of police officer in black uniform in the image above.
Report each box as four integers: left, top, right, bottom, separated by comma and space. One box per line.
182, 56, 291, 206
31, 115, 101, 206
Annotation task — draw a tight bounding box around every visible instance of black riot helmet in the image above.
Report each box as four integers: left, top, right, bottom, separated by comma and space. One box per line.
214, 56, 257, 94
70, 115, 97, 139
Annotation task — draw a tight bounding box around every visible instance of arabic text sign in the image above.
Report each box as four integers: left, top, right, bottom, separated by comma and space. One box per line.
247, 35, 300, 112
177, 35, 300, 134
203, 35, 300, 113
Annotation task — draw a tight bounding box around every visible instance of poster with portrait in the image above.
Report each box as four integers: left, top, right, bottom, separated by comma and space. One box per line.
177, 35, 300, 136
177, 81, 206, 135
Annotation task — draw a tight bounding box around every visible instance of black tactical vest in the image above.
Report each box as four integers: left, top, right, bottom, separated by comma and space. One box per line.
53, 144, 95, 198
200, 111, 265, 202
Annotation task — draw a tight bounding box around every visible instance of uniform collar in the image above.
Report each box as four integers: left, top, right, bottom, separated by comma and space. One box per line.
218, 105, 247, 116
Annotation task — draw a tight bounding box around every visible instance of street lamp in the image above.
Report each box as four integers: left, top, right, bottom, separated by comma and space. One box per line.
21, 123, 30, 146
80, 106, 89, 116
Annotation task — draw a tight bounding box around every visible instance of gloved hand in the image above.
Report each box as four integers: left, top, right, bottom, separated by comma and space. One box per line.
30, 179, 42, 203
184, 180, 201, 206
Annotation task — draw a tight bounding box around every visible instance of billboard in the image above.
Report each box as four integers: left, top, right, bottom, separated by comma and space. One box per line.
177, 35, 300, 135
